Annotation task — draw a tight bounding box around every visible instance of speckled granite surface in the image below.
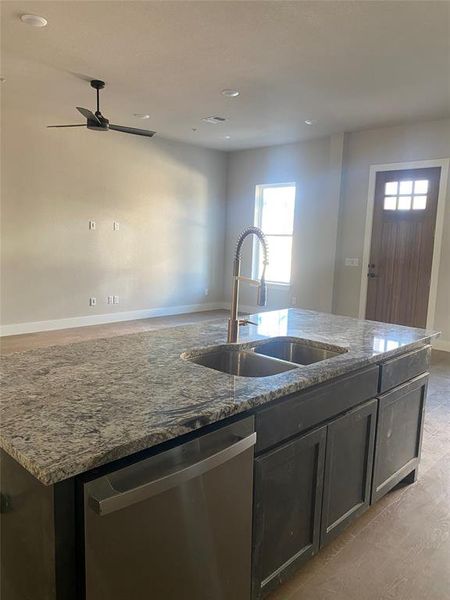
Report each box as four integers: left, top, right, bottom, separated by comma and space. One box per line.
0, 309, 439, 485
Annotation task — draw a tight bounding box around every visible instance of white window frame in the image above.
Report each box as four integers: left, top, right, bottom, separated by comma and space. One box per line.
252, 182, 296, 286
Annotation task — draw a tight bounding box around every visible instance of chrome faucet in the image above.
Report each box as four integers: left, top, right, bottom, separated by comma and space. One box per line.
227, 226, 269, 343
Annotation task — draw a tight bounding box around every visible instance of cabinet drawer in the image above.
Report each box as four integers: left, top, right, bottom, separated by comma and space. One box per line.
379, 345, 431, 393
255, 366, 379, 453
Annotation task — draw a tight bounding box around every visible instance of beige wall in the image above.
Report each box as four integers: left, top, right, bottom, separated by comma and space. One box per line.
1, 107, 227, 326
2, 103, 448, 345
333, 119, 450, 344
224, 135, 343, 313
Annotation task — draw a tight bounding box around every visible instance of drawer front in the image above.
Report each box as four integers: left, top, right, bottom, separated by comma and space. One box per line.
372, 373, 428, 503
255, 366, 379, 453
379, 345, 431, 393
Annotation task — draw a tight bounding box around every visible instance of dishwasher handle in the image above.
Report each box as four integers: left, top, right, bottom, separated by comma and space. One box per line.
88, 431, 257, 516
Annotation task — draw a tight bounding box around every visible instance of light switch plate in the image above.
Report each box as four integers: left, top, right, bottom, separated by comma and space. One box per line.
345, 258, 360, 267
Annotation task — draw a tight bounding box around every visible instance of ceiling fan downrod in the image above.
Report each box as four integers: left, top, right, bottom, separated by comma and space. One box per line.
90, 79, 105, 116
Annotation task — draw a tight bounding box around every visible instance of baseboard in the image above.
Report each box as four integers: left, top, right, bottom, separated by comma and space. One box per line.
432, 339, 450, 353
0, 302, 226, 337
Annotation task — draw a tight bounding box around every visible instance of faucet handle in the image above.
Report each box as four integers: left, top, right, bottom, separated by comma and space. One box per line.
239, 319, 257, 327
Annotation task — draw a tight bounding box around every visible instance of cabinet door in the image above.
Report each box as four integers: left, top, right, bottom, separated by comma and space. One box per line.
252, 426, 326, 599
320, 399, 377, 547
372, 373, 428, 503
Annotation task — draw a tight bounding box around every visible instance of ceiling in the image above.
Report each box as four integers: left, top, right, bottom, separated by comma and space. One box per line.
1, 0, 449, 150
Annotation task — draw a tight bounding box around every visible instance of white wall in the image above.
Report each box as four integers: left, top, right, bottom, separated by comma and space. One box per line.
224, 135, 343, 313
333, 119, 450, 346
0, 107, 227, 330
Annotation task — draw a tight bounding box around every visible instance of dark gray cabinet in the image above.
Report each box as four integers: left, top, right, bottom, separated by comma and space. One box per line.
0, 450, 76, 600
252, 426, 326, 598
255, 366, 379, 453
372, 372, 428, 503
379, 345, 431, 393
1, 346, 432, 600
320, 399, 377, 546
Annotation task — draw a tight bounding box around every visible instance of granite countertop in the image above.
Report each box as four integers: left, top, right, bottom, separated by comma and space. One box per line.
0, 309, 439, 485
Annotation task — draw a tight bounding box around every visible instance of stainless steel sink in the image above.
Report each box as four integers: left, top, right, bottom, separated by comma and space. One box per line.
185, 347, 298, 377
253, 338, 347, 366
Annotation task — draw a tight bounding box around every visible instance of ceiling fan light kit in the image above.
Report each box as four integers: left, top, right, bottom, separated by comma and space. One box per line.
47, 80, 156, 139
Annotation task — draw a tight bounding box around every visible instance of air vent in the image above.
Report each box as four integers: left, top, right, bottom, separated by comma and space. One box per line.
202, 116, 226, 125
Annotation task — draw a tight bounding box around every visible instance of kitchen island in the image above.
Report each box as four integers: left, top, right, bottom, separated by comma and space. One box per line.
0, 309, 439, 600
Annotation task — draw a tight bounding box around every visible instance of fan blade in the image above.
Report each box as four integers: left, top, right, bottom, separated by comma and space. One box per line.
47, 124, 87, 128
109, 124, 156, 138
76, 107, 101, 124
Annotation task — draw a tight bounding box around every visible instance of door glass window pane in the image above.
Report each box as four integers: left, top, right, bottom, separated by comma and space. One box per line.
385, 181, 398, 195
260, 186, 296, 234
414, 180, 429, 194
399, 180, 413, 195
384, 196, 397, 210
398, 196, 412, 210
413, 195, 427, 210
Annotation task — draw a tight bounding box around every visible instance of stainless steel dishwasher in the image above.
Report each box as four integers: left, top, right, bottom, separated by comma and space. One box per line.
83, 417, 256, 600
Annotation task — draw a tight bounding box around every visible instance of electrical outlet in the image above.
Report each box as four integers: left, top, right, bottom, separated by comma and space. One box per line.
89, 297, 96, 306
89, 220, 96, 230
107, 296, 114, 305
113, 221, 120, 231
113, 295, 119, 305
204, 288, 209, 297
291, 296, 297, 306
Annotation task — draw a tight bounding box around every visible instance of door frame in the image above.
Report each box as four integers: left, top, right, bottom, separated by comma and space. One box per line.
358, 158, 449, 329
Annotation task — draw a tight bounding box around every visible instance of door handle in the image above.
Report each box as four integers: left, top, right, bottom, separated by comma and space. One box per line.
367, 264, 378, 278
88, 432, 257, 516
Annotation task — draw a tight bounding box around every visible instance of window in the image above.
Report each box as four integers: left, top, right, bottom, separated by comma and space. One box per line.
253, 183, 296, 284
383, 179, 429, 211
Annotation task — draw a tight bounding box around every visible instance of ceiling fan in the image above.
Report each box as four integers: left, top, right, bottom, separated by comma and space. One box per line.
47, 80, 156, 138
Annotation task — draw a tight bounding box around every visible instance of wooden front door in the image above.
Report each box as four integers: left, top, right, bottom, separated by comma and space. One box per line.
366, 167, 440, 328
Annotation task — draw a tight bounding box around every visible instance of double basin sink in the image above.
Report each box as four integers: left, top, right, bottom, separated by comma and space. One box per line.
183, 337, 348, 378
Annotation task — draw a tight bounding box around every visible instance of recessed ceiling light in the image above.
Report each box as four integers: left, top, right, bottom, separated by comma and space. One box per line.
221, 89, 240, 98
225, 135, 231, 140
202, 116, 226, 125
20, 14, 48, 27
133, 113, 150, 119
304, 119, 317, 126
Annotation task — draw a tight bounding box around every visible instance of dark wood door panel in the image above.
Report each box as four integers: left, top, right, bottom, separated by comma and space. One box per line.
366, 167, 440, 328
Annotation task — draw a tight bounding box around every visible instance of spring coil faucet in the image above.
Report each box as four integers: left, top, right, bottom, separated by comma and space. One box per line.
227, 226, 269, 343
